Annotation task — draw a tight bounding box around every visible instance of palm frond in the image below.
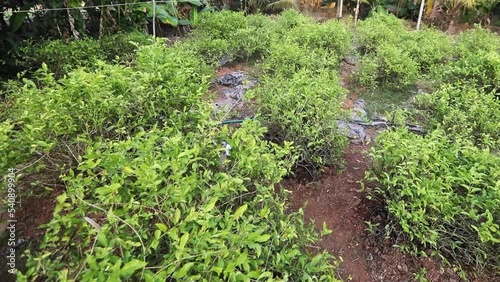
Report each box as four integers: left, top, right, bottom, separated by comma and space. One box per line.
248, 0, 271, 12
266, 0, 300, 11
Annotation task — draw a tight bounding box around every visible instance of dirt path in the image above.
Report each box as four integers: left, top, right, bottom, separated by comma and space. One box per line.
285, 134, 376, 281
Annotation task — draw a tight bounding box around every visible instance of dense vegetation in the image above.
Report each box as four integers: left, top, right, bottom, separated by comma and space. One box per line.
0, 8, 498, 281
360, 13, 499, 277
1, 11, 349, 281
2, 0, 499, 76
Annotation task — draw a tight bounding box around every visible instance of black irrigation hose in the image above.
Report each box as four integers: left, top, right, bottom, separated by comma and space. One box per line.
220, 117, 255, 125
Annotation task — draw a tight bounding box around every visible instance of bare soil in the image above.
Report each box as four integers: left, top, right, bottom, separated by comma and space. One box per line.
0, 165, 66, 281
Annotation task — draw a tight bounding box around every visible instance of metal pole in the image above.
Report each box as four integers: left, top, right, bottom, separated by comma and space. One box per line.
416, 0, 425, 30
152, 0, 156, 41
354, 0, 360, 24
338, 0, 343, 18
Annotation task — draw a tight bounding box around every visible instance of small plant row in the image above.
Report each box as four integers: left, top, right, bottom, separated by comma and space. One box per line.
9, 10, 353, 174
14, 31, 154, 78
367, 84, 500, 277
1, 43, 212, 174
185, 10, 352, 174
355, 11, 500, 93
19, 122, 339, 281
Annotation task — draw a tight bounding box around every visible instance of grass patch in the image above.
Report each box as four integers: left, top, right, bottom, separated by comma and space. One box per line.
359, 86, 416, 118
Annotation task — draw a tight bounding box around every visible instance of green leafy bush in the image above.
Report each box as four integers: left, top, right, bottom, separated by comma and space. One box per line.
4, 13, 348, 280
0, 120, 46, 174
181, 37, 232, 66
17, 38, 105, 77
405, 29, 454, 72
98, 31, 154, 63
285, 20, 352, 61
264, 41, 338, 77
189, 12, 277, 64
432, 50, 500, 93
192, 11, 248, 41
456, 26, 500, 56
356, 54, 380, 88
1, 43, 211, 173
357, 12, 408, 53
229, 13, 281, 61
357, 43, 418, 89
431, 27, 500, 92
274, 10, 314, 31
367, 127, 500, 274
414, 84, 500, 150
356, 12, 457, 89
248, 70, 348, 173
356, 13, 420, 89
17, 32, 153, 77
19, 122, 340, 281
369, 83, 500, 275
230, 24, 275, 61
189, 10, 351, 69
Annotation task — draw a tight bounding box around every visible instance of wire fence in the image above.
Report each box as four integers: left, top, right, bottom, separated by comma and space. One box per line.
0, 1, 196, 40
0, 1, 173, 14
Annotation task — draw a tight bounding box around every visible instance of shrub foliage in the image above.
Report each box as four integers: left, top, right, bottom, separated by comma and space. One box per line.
368, 128, 499, 273
2, 11, 350, 281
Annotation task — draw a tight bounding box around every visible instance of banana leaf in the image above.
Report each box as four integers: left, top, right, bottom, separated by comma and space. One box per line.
178, 0, 204, 6
190, 6, 199, 26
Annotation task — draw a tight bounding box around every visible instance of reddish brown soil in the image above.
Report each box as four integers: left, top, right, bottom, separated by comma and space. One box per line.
0, 156, 70, 280
342, 94, 358, 110
216, 63, 246, 77
285, 141, 375, 281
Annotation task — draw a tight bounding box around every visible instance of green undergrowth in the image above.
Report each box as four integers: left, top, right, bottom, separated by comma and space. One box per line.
19, 122, 340, 281
2, 9, 499, 281
187, 10, 351, 174
368, 127, 499, 276
15, 31, 154, 78
359, 12, 500, 278
414, 84, 500, 150
355, 11, 499, 95
1, 43, 212, 173
367, 84, 500, 277
248, 70, 348, 173
1, 11, 352, 281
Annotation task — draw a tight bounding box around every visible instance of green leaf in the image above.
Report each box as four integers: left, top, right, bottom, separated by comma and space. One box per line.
190, 7, 198, 26
10, 11, 28, 32
155, 6, 178, 26
56, 193, 68, 204
97, 232, 108, 246
235, 251, 248, 266
233, 204, 248, 220
321, 222, 332, 236
179, 233, 189, 249
178, 0, 203, 6
204, 197, 218, 213
156, 223, 168, 232
185, 210, 198, 222
258, 271, 273, 279
174, 208, 181, 224
95, 183, 120, 196
172, 262, 194, 279
121, 259, 147, 278
255, 234, 271, 242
